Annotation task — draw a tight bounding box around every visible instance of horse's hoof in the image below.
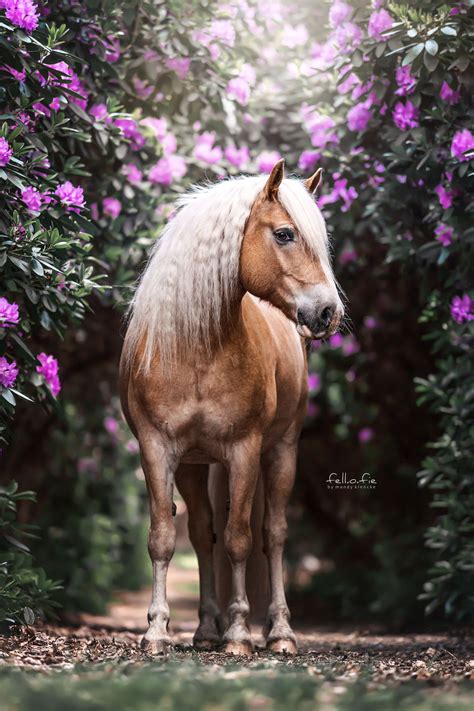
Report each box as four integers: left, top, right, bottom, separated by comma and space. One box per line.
222, 640, 253, 657
266, 638, 298, 655
141, 637, 172, 655
193, 637, 220, 651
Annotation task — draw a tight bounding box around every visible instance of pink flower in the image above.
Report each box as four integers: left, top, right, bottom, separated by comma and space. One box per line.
161, 133, 177, 156
440, 81, 460, 105
2, 64, 26, 81
36, 352, 60, 397
392, 100, 419, 131
282, 24, 308, 48
165, 57, 191, 80
126, 439, 139, 454
193, 132, 223, 165
257, 150, 282, 173
342, 336, 360, 356
319, 178, 358, 212
329, 0, 352, 27
224, 144, 250, 169
0, 356, 18, 388
310, 41, 337, 71
298, 150, 320, 172
435, 185, 454, 210
103, 197, 121, 219
368, 8, 393, 39
140, 117, 168, 140
347, 102, 372, 132
435, 223, 454, 247
132, 77, 153, 100
55, 181, 85, 213
47, 61, 88, 110
90, 103, 110, 122
333, 22, 363, 53
21, 186, 44, 212
0, 136, 12, 166
0, 297, 19, 327
2, 0, 39, 32
358, 427, 374, 443
339, 248, 357, 264
302, 109, 339, 149
395, 65, 416, 96
338, 72, 360, 95
149, 155, 186, 185
122, 163, 142, 184
49, 97, 61, 110
104, 36, 120, 63
226, 77, 250, 106
104, 415, 119, 435
307, 373, 320, 391
329, 333, 344, 347
451, 129, 474, 162
450, 294, 474, 324
364, 316, 378, 329
114, 118, 145, 150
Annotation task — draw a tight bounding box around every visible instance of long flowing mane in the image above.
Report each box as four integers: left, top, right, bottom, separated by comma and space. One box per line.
124, 175, 332, 371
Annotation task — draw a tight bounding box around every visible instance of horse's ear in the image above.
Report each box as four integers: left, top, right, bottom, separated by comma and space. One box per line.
263, 159, 285, 201
304, 167, 323, 195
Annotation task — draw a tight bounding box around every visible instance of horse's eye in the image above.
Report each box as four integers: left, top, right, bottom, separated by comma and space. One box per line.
273, 227, 295, 244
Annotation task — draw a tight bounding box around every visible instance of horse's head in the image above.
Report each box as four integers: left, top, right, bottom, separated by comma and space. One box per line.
240, 160, 344, 339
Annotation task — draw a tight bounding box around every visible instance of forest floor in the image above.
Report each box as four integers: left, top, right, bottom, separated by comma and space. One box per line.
1, 554, 473, 710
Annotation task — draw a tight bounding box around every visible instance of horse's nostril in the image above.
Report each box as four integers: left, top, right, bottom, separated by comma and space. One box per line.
320, 306, 333, 328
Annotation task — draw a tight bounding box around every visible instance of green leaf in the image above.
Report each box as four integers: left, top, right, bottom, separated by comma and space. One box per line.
402, 43, 424, 66
425, 39, 438, 56
1, 389, 16, 406
441, 26, 457, 36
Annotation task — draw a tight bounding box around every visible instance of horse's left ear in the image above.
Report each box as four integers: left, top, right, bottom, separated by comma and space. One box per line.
263, 159, 285, 201
304, 167, 323, 195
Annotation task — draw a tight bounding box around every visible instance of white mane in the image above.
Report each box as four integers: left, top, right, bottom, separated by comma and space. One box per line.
124, 175, 332, 371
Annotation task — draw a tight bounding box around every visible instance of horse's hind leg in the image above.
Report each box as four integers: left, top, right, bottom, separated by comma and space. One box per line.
175, 464, 222, 649
139, 432, 177, 654
261, 438, 298, 654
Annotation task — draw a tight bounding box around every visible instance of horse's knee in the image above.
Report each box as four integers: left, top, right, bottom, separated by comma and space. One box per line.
224, 521, 252, 563
263, 517, 287, 550
148, 516, 176, 561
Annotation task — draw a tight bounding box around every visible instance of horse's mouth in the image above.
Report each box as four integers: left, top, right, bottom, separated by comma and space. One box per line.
296, 323, 313, 339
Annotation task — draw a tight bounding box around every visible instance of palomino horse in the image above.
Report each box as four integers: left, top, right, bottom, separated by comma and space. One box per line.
120, 160, 343, 656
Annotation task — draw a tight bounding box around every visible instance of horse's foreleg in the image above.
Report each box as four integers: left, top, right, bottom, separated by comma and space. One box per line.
222, 436, 261, 656
139, 434, 177, 654
261, 441, 298, 654
175, 464, 222, 649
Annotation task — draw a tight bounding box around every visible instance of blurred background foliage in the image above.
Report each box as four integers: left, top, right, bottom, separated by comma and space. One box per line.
0, 0, 473, 626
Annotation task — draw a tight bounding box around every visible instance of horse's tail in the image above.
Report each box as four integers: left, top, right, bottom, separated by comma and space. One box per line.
209, 463, 270, 624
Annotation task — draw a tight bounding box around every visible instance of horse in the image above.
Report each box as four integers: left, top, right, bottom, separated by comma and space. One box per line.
120, 160, 343, 656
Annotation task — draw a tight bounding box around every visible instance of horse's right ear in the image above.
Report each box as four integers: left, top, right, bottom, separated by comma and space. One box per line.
304, 167, 323, 195
263, 159, 285, 201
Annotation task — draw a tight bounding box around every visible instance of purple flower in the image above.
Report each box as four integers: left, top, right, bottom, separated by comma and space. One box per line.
364, 316, 378, 329
2, 0, 39, 32
440, 81, 460, 105
21, 186, 44, 212
114, 118, 145, 151
329, 0, 352, 27
36, 352, 60, 397
451, 129, 474, 162
165, 57, 191, 80
2, 64, 26, 81
347, 102, 372, 132
122, 163, 142, 184
435, 223, 454, 247
310, 41, 337, 71
435, 185, 454, 210
103, 197, 121, 219
47, 61, 88, 110
298, 150, 320, 172
104, 415, 119, 435
333, 22, 363, 53
282, 24, 308, 48
0, 297, 19, 327
392, 100, 419, 130
329, 333, 344, 347
358, 427, 374, 444
226, 77, 250, 106
0, 356, 18, 388
450, 294, 474, 324
193, 132, 223, 165
395, 65, 416, 96
307, 373, 321, 391
319, 178, 358, 212
149, 155, 186, 185
126, 439, 139, 454
55, 181, 85, 213
104, 36, 120, 63
302, 109, 339, 149
367, 8, 393, 39
257, 150, 282, 173
90, 103, 111, 122
0, 136, 13, 167
338, 72, 360, 95
339, 248, 357, 265
342, 336, 360, 356
224, 144, 250, 169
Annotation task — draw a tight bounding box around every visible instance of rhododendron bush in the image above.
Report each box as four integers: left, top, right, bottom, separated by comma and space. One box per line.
0, 0, 473, 623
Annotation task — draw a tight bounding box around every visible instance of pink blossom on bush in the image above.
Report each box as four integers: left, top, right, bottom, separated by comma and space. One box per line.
36, 352, 60, 397
104, 415, 119, 435
2, 64, 26, 81
89, 103, 110, 122
395, 65, 416, 96
338, 71, 360, 95
329, 0, 352, 28
166, 57, 191, 80
329, 333, 344, 347
104, 36, 120, 63
0, 297, 19, 327
160, 133, 177, 156
333, 22, 363, 53
364, 316, 378, 329
307, 373, 320, 391
0, 136, 12, 166
282, 24, 308, 48
310, 41, 337, 71
141, 117, 168, 140
257, 150, 282, 173
126, 439, 139, 454
132, 77, 153, 100
1, 0, 39, 32
224, 144, 250, 169
358, 427, 374, 443
298, 150, 320, 172
319, 178, 358, 212
0, 356, 18, 388
103, 197, 122, 219
21, 186, 44, 212
226, 76, 250, 106
347, 102, 372, 132
393, 100, 419, 130
450, 295, 474, 324
122, 163, 142, 184
435, 223, 454, 247
440, 81, 460, 105
368, 8, 393, 39
47, 61, 88, 110
435, 185, 454, 209
339, 248, 357, 265
55, 181, 85, 213
302, 108, 339, 149
149, 155, 186, 185
193, 132, 223, 165
451, 129, 474, 161
114, 118, 145, 150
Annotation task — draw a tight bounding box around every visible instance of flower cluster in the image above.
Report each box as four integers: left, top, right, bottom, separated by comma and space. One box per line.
0, 0, 39, 32
36, 352, 61, 397
0, 297, 19, 327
